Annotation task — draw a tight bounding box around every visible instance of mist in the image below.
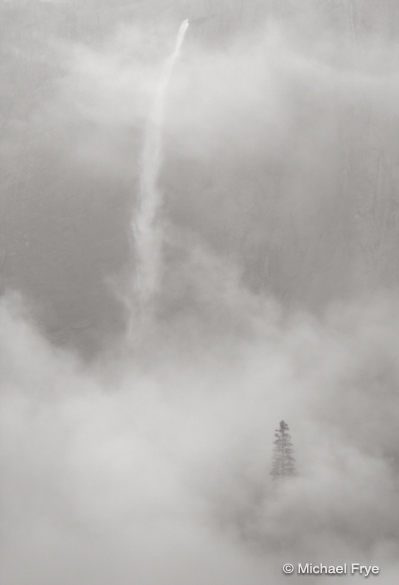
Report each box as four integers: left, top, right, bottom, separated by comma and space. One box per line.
1, 1, 399, 584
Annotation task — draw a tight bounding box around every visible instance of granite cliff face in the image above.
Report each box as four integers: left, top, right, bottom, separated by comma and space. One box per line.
1, 1, 399, 351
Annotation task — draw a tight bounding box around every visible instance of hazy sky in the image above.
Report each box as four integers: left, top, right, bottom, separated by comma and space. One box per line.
1, 2, 399, 584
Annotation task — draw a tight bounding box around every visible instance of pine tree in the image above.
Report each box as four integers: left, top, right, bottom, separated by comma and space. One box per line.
271, 420, 296, 480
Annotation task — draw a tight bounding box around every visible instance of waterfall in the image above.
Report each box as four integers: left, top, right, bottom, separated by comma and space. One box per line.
133, 20, 189, 307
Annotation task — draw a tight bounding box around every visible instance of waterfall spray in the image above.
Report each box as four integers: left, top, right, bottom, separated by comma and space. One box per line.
133, 19, 189, 308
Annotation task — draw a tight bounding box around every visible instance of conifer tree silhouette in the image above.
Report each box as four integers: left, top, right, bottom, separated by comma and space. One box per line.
271, 420, 296, 480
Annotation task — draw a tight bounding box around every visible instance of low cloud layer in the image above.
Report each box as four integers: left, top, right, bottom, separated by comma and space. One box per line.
1, 277, 399, 583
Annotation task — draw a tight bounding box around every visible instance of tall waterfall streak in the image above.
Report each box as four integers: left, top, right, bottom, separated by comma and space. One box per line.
133, 19, 189, 305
